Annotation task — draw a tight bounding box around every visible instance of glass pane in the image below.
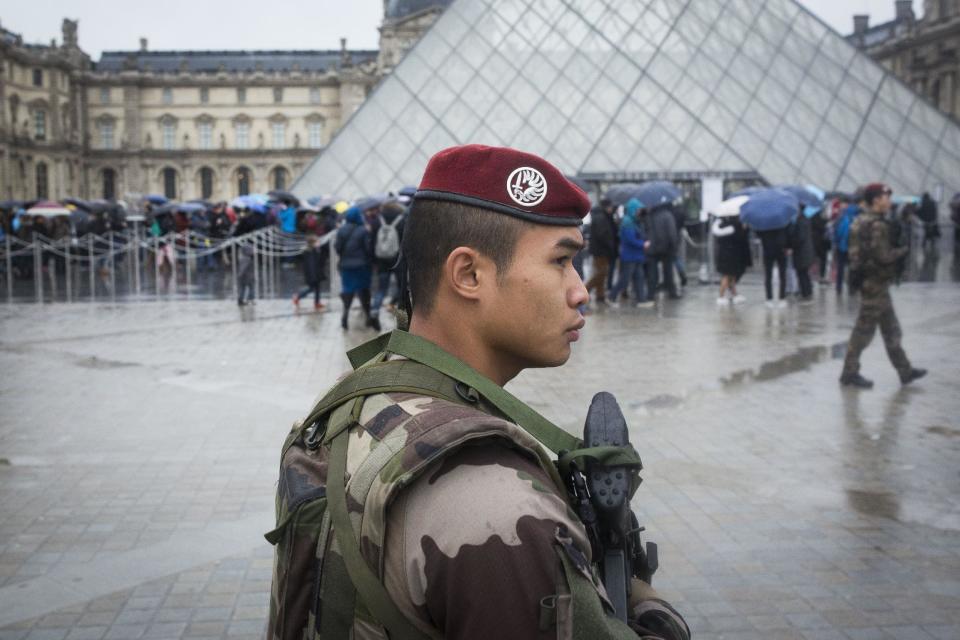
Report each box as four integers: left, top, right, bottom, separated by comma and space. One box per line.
630, 125, 678, 170
673, 74, 711, 115
657, 100, 696, 144
594, 123, 640, 167
435, 51, 477, 94
796, 73, 834, 116
759, 150, 801, 185
729, 121, 768, 166
486, 100, 524, 141
683, 123, 726, 168
617, 99, 655, 143
421, 124, 458, 159
785, 97, 823, 138
772, 123, 811, 163
418, 77, 459, 119
415, 30, 453, 70
527, 100, 570, 146
457, 74, 501, 120
824, 99, 861, 140
700, 102, 740, 141
698, 33, 736, 76
393, 51, 434, 93
844, 148, 886, 186
814, 121, 853, 166
897, 122, 938, 168
396, 100, 437, 143
377, 126, 419, 168
755, 74, 793, 116
459, 28, 495, 71
548, 122, 592, 171
865, 99, 905, 140
442, 101, 482, 142
742, 99, 780, 141
433, 6, 470, 49
801, 150, 841, 189
857, 123, 896, 165
371, 80, 414, 120
753, 11, 791, 50
884, 148, 926, 188
543, 73, 587, 119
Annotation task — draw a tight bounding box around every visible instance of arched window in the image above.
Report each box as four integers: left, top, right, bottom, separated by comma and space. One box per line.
36, 162, 49, 199
102, 168, 116, 199
237, 166, 251, 196
271, 166, 289, 191
162, 167, 178, 199
199, 167, 214, 199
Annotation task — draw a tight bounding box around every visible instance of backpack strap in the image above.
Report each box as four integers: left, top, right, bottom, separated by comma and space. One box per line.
325, 399, 437, 640
346, 330, 583, 455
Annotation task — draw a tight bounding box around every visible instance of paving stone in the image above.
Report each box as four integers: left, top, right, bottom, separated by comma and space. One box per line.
0, 278, 958, 638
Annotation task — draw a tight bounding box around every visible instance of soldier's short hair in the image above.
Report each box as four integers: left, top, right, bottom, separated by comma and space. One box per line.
403, 199, 533, 315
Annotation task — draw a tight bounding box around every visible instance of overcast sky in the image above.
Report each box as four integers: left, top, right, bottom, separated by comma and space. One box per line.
1, 1, 924, 60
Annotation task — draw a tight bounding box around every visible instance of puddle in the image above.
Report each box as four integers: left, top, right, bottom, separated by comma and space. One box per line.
75, 356, 139, 369
631, 394, 685, 410
721, 342, 846, 387
846, 488, 901, 520
926, 425, 960, 438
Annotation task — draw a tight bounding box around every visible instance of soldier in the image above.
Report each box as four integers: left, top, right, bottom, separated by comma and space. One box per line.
839, 182, 927, 389
267, 145, 689, 640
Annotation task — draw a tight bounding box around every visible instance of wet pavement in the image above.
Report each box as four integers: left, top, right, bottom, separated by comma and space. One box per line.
1, 269, 959, 639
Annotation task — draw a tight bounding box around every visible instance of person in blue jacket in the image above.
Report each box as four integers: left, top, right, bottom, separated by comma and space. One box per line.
834, 192, 862, 294
608, 198, 652, 307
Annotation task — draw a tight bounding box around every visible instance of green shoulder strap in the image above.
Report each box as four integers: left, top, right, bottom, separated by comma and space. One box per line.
325, 403, 436, 640
347, 330, 582, 455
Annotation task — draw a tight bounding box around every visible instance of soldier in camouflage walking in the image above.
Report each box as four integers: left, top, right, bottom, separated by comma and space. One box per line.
266, 145, 689, 640
839, 182, 927, 389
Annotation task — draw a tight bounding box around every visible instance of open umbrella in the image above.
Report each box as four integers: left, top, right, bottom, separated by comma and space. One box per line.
356, 196, 385, 212
712, 195, 749, 217
177, 202, 207, 214
605, 181, 681, 208
151, 202, 180, 216
0, 199, 25, 210
776, 185, 823, 209
62, 197, 92, 211
398, 185, 418, 197
268, 190, 300, 205
738, 189, 800, 231
145, 194, 168, 205
26, 201, 72, 217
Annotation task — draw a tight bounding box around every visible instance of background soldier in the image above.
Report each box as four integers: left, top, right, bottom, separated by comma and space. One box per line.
267, 145, 689, 640
839, 182, 927, 389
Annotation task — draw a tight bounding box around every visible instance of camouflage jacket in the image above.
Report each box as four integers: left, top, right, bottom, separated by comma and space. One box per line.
849, 212, 908, 288
269, 386, 690, 640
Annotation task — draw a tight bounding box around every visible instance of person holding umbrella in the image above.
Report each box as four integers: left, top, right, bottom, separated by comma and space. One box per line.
840, 183, 926, 389
738, 188, 800, 308
711, 212, 751, 305
584, 197, 618, 306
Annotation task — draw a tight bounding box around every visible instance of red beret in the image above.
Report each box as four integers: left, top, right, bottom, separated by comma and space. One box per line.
415, 144, 590, 226
863, 182, 891, 203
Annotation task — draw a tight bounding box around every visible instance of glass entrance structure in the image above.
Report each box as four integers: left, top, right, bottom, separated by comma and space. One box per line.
293, 0, 960, 201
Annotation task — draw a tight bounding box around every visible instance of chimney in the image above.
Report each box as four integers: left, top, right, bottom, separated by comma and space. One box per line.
139, 37, 148, 52
894, 1, 914, 21
853, 14, 870, 34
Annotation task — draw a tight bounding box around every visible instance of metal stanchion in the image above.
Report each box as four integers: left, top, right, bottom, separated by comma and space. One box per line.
185, 234, 192, 298
88, 235, 95, 299
154, 235, 161, 294
170, 234, 178, 295
231, 241, 238, 301
108, 233, 116, 300
5, 234, 11, 303
34, 238, 42, 302
253, 235, 260, 302
65, 238, 73, 302
133, 225, 141, 297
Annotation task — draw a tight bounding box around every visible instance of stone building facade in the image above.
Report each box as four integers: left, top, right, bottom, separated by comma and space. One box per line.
0, 3, 447, 203
847, 0, 960, 120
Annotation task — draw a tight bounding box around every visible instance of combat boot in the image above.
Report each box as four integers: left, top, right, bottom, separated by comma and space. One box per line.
900, 368, 927, 385
839, 373, 874, 389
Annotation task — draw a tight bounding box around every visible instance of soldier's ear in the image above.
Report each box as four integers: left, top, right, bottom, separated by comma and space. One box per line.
444, 246, 490, 303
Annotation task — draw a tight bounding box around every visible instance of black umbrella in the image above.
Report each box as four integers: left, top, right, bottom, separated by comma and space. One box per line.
63, 197, 93, 211
605, 181, 682, 208
151, 202, 180, 216
188, 198, 214, 208
268, 190, 300, 205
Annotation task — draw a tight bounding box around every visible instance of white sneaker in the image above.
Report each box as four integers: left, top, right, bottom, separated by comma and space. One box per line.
732, 294, 746, 305
636, 300, 655, 309
777, 299, 788, 309
765, 300, 776, 309
716, 297, 730, 306
608, 300, 620, 309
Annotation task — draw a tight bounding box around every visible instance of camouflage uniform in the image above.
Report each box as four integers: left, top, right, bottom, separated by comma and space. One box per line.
841, 211, 912, 379
269, 382, 690, 640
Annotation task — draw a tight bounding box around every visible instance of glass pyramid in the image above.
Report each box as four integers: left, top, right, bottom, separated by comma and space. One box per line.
293, 0, 960, 200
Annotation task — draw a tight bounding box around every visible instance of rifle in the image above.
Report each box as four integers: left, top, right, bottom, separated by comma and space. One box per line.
562, 392, 658, 623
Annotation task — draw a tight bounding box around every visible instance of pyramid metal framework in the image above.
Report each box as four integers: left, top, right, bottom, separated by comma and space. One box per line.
293, 0, 960, 200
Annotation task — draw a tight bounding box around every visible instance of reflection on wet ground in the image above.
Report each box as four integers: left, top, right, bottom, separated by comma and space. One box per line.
721, 342, 847, 386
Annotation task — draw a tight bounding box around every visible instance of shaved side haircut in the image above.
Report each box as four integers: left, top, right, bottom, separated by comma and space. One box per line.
402, 199, 534, 315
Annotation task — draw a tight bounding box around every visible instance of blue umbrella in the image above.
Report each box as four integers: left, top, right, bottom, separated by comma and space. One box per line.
729, 186, 767, 199
177, 202, 207, 214
605, 181, 681, 208
398, 185, 418, 197
776, 185, 823, 209
356, 196, 385, 212
145, 194, 168, 205
739, 189, 800, 231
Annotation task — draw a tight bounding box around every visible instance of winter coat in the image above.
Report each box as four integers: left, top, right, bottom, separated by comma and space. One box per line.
788, 214, 815, 270
757, 227, 788, 258
335, 208, 372, 269
279, 206, 297, 234
301, 245, 324, 285
588, 206, 618, 258
618, 199, 646, 263
834, 204, 859, 253
810, 210, 830, 255
713, 217, 751, 277
644, 206, 678, 257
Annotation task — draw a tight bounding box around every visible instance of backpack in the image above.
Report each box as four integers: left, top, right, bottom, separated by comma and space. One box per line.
374, 214, 402, 260
835, 209, 855, 252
